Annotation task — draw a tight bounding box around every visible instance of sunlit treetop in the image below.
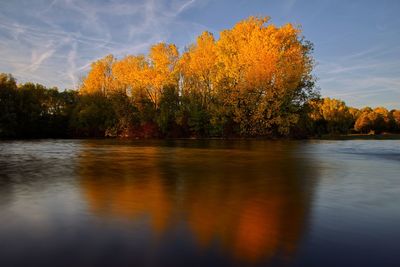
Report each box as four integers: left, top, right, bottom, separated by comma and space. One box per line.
79, 16, 316, 136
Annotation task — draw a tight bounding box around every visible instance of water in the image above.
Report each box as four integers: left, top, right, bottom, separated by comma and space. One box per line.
0, 140, 399, 267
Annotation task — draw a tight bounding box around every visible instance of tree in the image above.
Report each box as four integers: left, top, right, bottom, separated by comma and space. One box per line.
391, 110, 400, 132
15, 83, 49, 138
158, 85, 180, 136
179, 31, 217, 107
213, 16, 316, 136
112, 55, 149, 96
354, 108, 384, 134
108, 91, 140, 137
319, 98, 353, 134
147, 43, 179, 109
70, 93, 116, 137
80, 55, 116, 95
373, 107, 391, 132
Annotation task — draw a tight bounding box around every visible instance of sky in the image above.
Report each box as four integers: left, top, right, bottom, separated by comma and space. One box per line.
0, 0, 399, 109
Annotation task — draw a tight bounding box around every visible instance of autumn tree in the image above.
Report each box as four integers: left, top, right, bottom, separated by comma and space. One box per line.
179, 31, 217, 107
148, 43, 179, 109
177, 32, 219, 136
354, 108, 380, 134
300, 98, 353, 136
319, 98, 353, 134
373, 107, 391, 132
112, 55, 149, 96
77, 16, 319, 137
80, 55, 116, 95
112, 55, 157, 128
213, 16, 316, 136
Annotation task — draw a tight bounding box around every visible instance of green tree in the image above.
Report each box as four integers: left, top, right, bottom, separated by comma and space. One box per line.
70, 93, 116, 137
157, 85, 180, 137
108, 91, 140, 137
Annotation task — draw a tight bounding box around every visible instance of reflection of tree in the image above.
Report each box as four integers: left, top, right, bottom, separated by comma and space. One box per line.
79, 140, 316, 264
79, 144, 172, 234
180, 143, 312, 263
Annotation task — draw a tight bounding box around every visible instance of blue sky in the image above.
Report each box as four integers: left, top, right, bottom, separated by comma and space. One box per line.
0, 0, 399, 109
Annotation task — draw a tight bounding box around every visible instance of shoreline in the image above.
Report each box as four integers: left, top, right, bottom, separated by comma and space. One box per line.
2, 133, 400, 141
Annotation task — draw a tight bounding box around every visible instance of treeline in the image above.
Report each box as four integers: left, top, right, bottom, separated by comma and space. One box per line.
0, 73, 76, 138
1, 73, 399, 139
298, 98, 400, 137
1, 17, 399, 139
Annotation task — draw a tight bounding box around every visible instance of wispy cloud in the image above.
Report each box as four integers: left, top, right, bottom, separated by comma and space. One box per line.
316, 45, 400, 109
175, 0, 196, 15
0, 0, 203, 89
67, 41, 77, 88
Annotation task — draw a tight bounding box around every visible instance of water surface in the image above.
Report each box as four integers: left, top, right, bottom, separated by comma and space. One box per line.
0, 140, 399, 266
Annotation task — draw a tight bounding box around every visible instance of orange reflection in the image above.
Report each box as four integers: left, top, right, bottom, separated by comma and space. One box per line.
79, 144, 172, 234
78, 141, 313, 264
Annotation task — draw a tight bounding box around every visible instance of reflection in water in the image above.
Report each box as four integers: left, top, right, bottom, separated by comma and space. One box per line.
1, 140, 400, 266
79, 140, 317, 265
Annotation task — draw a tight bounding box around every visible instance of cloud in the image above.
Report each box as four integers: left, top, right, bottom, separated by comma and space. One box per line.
67, 41, 77, 88
0, 0, 204, 89
26, 42, 56, 72
316, 45, 400, 109
175, 0, 196, 15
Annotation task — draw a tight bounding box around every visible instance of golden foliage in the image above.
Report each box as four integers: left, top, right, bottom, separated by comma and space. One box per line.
79, 16, 315, 136
178, 31, 217, 105
213, 16, 312, 135
80, 55, 116, 95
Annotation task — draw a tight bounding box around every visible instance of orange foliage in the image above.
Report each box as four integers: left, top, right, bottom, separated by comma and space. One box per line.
79, 16, 314, 136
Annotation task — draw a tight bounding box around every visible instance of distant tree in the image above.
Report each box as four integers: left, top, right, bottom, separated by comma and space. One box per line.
354, 108, 385, 134
390, 109, 400, 132
354, 111, 372, 134
302, 98, 353, 136
319, 98, 353, 134
373, 107, 391, 132
348, 107, 360, 126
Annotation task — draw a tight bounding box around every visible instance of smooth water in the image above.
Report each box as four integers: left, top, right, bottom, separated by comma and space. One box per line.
0, 140, 399, 267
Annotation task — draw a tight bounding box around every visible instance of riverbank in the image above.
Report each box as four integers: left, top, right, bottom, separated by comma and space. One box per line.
2, 133, 400, 141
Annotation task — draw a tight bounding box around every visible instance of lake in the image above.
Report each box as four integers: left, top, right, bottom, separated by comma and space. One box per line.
0, 140, 399, 267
